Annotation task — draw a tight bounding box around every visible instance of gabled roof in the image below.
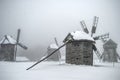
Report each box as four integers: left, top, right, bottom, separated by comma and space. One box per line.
103, 39, 117, 46
63, 31, 94, 42
0, 35, 16, 44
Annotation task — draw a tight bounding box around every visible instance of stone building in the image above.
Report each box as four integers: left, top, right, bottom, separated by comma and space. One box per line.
102, 39, 120, 62
63, 31, 95, 65
47, 43, 61, 61
0, 35, 16, 61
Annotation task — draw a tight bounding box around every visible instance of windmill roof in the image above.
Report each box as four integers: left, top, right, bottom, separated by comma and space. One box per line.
63, 31, 94, 42
0, 35, 16, 44
103, 39, 117, 46
49, 43, 58, 49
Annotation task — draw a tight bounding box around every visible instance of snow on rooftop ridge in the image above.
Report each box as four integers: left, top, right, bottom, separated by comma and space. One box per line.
70, 31, 94, 41
49, 43, 58, 49
0, 35, 16, 44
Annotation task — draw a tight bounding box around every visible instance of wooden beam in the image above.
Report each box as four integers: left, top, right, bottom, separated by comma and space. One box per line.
26, 41, 69, 70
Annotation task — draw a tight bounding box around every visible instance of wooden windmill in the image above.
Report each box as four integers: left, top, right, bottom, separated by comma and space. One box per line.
26, 16, 109, 70
80, 16, 109, 60
101, 39, 120, 62
46, 37, 61, 61
14, 29, 28, 61
0, 29, 27, 61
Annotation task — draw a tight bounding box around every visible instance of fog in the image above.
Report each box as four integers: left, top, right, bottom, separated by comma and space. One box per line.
0, 0, 120, 60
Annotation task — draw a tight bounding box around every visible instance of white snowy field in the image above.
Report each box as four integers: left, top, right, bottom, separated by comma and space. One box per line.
0, 60, 120, 80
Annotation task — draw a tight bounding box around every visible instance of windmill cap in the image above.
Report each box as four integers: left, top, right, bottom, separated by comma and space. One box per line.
0, 35, 16, 44
63, 31, 95, 42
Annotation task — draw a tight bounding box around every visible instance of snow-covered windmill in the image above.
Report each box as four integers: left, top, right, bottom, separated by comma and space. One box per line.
26, 16, 109, 70
14, 29, 28, 61
46, 37, 61, 61
0, 29, 28, 61
80, 16, 109, 59
101, 39, 120, 62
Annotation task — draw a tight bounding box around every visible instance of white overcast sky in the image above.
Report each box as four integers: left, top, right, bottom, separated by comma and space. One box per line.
0, 0, 120, 57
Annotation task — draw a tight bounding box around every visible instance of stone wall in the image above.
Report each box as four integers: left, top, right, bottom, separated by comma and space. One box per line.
0, 44, 15, 61
66, 41, 93, 65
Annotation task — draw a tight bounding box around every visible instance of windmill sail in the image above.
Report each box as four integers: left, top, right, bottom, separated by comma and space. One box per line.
80, 20, 89, 34
54, 37, 61, 63
16, 29, 21, 43
15, 29, 28, 60
91, 16, 99, 36
93, 44, 101, 59
93, 33, 109, 40
16, 29, 28, 50
54, 37, 59, 46
18, 42, 28, 50
14, 29, 21, 61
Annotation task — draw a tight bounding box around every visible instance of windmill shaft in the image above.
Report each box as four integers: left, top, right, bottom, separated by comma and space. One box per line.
26, 41, 69, 70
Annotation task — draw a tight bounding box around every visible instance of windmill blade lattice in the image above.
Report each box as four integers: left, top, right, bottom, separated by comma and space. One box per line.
93, 33, 109, 40
91, 16, 99, 36
93, 44, 102, 59
80, 20, 89, 34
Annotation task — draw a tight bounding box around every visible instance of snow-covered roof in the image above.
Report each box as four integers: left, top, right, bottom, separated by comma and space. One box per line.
0, 35, 16, 44
49, 43, 58, 49
64, 31, 94, 42
104, 39, 117, 45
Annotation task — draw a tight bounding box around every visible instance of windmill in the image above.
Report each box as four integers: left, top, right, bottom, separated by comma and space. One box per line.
14, 29, 28, 61
80, 16, 109, 59
0, 29, 28, 61
101, 39, 120, 62
26, 16, 109, 70
46, 37, 61, 61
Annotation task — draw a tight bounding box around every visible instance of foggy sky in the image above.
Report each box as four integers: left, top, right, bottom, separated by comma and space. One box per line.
0, 0, 120, 60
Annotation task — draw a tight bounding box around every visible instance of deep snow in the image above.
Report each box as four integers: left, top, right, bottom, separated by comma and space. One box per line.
0, 60, 120, 80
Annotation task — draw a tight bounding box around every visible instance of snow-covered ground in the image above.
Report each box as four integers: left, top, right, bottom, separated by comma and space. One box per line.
0, 60, 120, 80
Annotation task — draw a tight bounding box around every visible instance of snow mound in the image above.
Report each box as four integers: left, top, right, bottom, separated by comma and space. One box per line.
71, 31, 94, 41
